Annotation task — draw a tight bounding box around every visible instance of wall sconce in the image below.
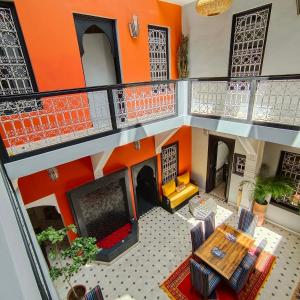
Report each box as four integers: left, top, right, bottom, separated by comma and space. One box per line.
134, 140, 141, 151
48, 167, 59, 181
129, 15, 139, 38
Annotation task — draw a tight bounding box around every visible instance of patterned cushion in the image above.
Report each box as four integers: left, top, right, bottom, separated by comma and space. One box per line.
190, 259, 221, 298
84, 285, 104, 300
191, 212, 215, 252
162, 179, 176, 197
177, 172, 190, 185
238, 208, 258, 236
229, 253, 257, 293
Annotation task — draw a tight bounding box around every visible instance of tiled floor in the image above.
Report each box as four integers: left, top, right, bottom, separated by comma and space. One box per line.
54, 197, 300, 300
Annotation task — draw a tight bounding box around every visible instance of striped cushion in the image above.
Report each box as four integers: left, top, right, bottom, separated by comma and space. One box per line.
238, 208, 257, 236
229, 253, 257, 293
190, 259, 221, 298
191, 212, 215, 252
84, 285, 104, 300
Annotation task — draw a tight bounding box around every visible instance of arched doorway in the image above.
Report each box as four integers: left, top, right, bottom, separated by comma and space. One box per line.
27, 205, 66, 267
131, 157, 159, 218
206, 135, 235, 201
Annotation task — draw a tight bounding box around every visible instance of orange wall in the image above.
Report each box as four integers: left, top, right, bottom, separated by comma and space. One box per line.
14, 0, 182, 91
18, 126, 191, 232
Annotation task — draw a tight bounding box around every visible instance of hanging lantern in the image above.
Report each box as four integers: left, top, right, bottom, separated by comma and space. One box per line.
196, 0, 233, 16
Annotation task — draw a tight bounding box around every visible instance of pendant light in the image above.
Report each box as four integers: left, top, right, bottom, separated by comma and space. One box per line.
196, 0, 233, 16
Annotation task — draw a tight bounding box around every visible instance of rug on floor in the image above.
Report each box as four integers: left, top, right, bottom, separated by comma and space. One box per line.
161, 251, 276, 300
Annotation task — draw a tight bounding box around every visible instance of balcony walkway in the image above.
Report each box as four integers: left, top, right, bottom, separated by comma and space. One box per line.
53, 196, 300, 300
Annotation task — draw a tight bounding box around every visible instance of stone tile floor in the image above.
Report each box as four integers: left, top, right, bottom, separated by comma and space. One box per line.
54, 197, 300, 300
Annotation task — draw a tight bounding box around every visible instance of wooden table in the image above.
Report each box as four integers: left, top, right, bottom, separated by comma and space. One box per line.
194, 224, 254, 279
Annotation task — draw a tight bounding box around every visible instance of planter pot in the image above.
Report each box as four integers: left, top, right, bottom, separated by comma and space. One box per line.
67, 285, 86, 300
253, 201, 268, 226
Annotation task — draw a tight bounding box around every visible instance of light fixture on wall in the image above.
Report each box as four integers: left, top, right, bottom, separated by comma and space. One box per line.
48, 167, 59, 181
134, 140, 141, 151
196, 0, 233, 16
129, 15, 139, 38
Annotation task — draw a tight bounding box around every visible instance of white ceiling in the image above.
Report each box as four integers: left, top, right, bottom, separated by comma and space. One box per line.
160, 0, 195, 6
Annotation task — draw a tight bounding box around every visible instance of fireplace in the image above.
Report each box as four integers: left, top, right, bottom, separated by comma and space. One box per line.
67, 168, 138, 262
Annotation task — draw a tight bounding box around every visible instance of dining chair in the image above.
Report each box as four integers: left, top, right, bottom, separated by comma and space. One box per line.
190, 258, 221, 299
190, 212, 215, 252
228, 252, 257, 293
237, 208, 258, 236
84, 285, 104, 300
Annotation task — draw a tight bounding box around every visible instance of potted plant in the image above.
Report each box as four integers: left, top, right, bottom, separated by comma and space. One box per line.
37, 224, 98, 300
177, 34, 189, 79
240, 176, 294, 226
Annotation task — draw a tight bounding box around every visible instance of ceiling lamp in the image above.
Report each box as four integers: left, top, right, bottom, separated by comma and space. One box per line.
196, 0, 233, 16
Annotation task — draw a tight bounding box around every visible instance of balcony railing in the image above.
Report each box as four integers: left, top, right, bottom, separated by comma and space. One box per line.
189, 74, 300, 127
0, 80, 177, 162
0, 74, 299, 163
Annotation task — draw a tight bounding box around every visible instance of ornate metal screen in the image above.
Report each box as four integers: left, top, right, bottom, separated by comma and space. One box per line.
229, 4, 271, 77
252, 80, 300, 126
161, 142, 178, 184
0, 4, 40, 113
274, 151, 300, 213
233, 153, 246, 176
113, 83, 176, 128
148, 26, 169, 81
190, 80, 250, 119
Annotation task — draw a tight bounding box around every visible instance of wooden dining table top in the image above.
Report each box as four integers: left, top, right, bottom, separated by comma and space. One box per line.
194, 223, 255, 280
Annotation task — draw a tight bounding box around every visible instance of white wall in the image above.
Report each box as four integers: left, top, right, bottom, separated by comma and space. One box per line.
216, 141, 229, 170
262, 142, 300, 233
183, 0, 300, 77
82, 33, 117, 86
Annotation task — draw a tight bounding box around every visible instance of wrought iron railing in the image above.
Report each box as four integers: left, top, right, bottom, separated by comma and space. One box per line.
0, 74, 299, 163
189, 74, 300, 128
0, 80, 178, 162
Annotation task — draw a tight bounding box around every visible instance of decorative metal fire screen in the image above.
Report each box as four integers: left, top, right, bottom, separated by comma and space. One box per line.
148, 26, 169, 81
274, 151, 300, 213
113, 83, 176, 128
0, 4, 40, 112
161, 142, 178, 184
229, 4, 271, 77
0, 91, 112, 156
252, 80, 300, 126
190, 80, 251, 119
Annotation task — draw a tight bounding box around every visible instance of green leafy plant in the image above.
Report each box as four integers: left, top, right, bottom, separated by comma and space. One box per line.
37, 224, 98, 298
240, 176, 294, 205
177, 34, 189, 79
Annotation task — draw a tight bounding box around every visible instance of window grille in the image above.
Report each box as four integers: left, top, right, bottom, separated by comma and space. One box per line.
161, 142, 178, 184
148, 26, 169, 81
229, 5, 272, 78
233, 153, 246, 176
274, 151, 300, 213
0, 4, 40, 114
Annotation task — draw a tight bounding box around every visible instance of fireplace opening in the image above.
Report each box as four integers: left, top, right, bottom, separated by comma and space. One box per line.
132, 157, 159, 218
67, 168, 138, 262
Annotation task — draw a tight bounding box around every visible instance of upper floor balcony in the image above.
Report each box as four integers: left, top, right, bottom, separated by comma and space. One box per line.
1, 74, 300, 179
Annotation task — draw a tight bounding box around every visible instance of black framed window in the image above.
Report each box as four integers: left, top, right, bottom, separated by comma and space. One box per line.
0, 2, 39, 115
228, 4, 272, 78
161, 142, 178, 184
148, 25, 169, 81
272, 151, 300, 214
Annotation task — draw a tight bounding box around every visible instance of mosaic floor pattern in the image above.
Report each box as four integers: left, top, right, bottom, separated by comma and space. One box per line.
54, 198, 300, 300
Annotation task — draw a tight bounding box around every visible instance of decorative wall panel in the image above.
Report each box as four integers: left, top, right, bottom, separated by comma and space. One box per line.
233, 153, 246, 176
